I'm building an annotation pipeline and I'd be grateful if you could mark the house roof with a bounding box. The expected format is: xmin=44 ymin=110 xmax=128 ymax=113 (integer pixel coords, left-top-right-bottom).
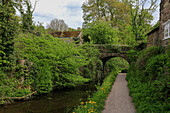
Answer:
xmin=50 ymin=31 xmax=81 ymax=38
xmin=147 ymin=26 xmax=159 ymax=36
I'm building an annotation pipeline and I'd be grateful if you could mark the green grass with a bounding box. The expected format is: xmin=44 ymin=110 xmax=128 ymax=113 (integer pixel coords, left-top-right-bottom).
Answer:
xmin=73 ymin=71 xmax=119 ymax=113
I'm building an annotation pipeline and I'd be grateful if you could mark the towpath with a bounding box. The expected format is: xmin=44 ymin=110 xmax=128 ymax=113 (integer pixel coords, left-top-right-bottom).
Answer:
xmin=102 ymin=73 xmax=136 ymax=113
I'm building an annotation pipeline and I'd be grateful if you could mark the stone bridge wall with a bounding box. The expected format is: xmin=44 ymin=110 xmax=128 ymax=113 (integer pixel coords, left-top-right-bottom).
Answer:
xmin=95 ymin=44 xmax=131 ymax=64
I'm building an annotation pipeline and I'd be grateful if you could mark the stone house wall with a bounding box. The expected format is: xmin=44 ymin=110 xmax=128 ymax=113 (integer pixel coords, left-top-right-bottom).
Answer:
xmin=159 ymin=0 xmax=170 ymax=47
xmin=147 ymin=27 xmax=160 ymax=47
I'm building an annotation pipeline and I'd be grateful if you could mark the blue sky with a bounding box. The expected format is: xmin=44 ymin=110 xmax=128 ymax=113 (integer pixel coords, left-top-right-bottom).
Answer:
xmin=30 ymin=0 xmax=160 ymax=29
xmin=30 ymin=0 xmax=85 ymax=29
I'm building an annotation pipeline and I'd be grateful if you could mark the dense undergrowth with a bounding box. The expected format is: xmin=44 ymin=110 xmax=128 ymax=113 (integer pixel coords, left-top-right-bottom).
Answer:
xmin=126 ymin=46 xmax=170 ymax=112
xmin=73 ymin=71 xmax=119 ymax=113
xmin=0 ymin=24 xmax=129 ymax=105
xmin=0 ymin=29 xmax=105 ymax=104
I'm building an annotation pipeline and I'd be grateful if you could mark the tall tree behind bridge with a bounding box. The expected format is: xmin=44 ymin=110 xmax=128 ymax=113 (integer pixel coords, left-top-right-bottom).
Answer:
xmin=82 ymin=0 xmax=130 ymax=29
xmin=47 ymin=18 xmax=69 ymax=32
xmin=82 ymin=0 xmax=158 ymax=46
xmin=128 ymin=0 xmax=158 ymax=42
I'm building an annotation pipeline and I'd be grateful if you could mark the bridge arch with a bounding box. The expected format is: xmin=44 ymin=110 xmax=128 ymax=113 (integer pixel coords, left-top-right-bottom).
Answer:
xmin=100 ymin=53 xmax=130 ymax=66
xmin=99 ymin=53 xmax=130 ymax=76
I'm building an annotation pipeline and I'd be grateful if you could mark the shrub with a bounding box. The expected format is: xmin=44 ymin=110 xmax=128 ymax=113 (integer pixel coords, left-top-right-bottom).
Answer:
xmin=82 ymin=20 xmax=119 ymax=44
xmin=73 ymin=71 xmax=118 ymax=113
xmin=135 ymin=46 xmax=164 ymax=70
xmin=127 ymin=49 xmax=138 ymax=62
xmin=126 ymin=46 xmax=169 ymax=112
xmin=145 ymin=54 xmax=169 ymax=80
xmin=13 ymin=33 xmax=91 ymax=93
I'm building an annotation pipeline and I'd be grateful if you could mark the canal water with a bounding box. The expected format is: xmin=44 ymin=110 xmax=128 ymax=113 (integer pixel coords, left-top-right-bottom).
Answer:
xmin=0 ymin=82 xmax=96 ymax=113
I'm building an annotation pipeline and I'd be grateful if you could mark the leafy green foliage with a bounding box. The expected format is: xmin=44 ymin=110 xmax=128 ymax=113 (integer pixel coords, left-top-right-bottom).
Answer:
xmin=0 ymin=23 xmax=106 ymax=104
xmin=73 ymin=71 xmax=118 ymax=113
xmin=127 ymin=49 xmax=138 ymax=62
xmin=105 ymin=57 xmax=129 ymax=74
xmin=82 ymin=0 xmax=130 ymax=29
xmin=19 ymin=0 xmax=35 ymax=32
xmin=126 ymin=46 xmax=169 ymax=112
xmin=79 ymin=43 xmax=103 ymax=83
xmin=128 ymin=0 xmax=156 ymax=42
xmin=14 ymin=32 xmax=90 ymax=93
xmin=145 ymin=54 xmax=169 ymax=80
xmin=83 ymin=20 xmax=119 ymax=44
xmin=119 ymin=25 xmax=136 ymax=45
xmin=136 ymin=46 xmax=164 ymax=70
xmin=0 ymin=51 xmax=6 ymax=65
xmin=0 ymin=1 xmax=18 ymax=64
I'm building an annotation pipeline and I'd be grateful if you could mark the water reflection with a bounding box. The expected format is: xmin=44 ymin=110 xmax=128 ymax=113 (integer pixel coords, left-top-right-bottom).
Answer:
xmin=0 ymin=82 xmax=96 ymax=113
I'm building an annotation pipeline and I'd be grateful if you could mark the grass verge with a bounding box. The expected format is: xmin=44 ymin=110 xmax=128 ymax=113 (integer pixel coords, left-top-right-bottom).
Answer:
xmin=73 ymin=71 xmax=119 ymax=113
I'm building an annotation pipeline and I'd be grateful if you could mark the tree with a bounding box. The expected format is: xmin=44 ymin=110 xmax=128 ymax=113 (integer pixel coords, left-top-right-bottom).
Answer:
xmin=47 ymin=18 xmax=69 ymax=31
xmin=128 ymin=0 xmax=158 ymax=42
xmin=18 ymin=0 xmax=37 ymax=32
xmin=0 ymin=0 xmax=18 ymax=65
xmin=82 ymin=0 xmax=130 ymax=29
xmin=83 ymin=20 xmax=119 ymax=44
xmin=77 ymin=27 xmax=81 ymax=31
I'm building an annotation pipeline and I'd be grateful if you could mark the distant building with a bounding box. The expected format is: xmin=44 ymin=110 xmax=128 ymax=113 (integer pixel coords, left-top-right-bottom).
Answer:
xmin=49 ymin=31 xmax=83 ymax=44
xmin=147 ymin=0 xmax=169 ymax=47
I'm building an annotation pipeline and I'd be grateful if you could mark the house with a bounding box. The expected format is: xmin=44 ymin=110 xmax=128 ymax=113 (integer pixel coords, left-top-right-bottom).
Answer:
xmin=49 ymin=31 xmax=83 ymax=44
xmin=147 ymin=26 xmax=159 ymax=47
xmin=147 ymin=0 xmax=170 ymax=47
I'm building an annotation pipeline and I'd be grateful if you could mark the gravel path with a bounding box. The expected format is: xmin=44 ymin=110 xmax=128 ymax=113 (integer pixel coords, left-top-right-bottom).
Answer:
xmin=102 ymin=73 xmax=136 ymax=113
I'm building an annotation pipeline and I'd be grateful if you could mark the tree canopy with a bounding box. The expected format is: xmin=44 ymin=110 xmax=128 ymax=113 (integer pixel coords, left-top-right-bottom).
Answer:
xmin=82 ymin=0 xmax=158 ymax=45
xmin=83 ymin=20 xmax=119 ymax=44
xmin=47 ymin=18 xmax=69 ymax=32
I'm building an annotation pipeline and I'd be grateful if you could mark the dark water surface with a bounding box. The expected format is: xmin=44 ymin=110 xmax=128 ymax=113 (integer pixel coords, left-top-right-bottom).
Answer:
xmin=0 ymin=82 xmax=96 ymax=113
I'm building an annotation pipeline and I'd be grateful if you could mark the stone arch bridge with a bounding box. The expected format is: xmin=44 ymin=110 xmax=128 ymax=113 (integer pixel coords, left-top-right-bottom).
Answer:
xmin=94 ymin=44 xmax=131 ymax=66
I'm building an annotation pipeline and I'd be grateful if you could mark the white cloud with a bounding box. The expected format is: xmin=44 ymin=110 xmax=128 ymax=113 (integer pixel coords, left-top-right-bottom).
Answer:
xmin=27 ymin=0 xmax=161 ymax=28
xmin=30 ymin=0 xmax=85 ymax=29
xmin=151 ymin=0 xmax=161 ymax=25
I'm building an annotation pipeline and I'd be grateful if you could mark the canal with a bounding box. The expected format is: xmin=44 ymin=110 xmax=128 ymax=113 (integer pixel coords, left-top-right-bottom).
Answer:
xmin=0 ymin=82 xmax=96 ymax=113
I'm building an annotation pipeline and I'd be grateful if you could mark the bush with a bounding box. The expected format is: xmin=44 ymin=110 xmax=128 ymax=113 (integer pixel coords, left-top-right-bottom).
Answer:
xmin=126 ymin=46 xmax=169 ymax=112
xmin=73 ymin=71 xmax=118 ymax=113
xmin=127 ymin=49 xmax=138 ymax=62
xmin=135 ymin=46 xmax=164 ymax=70
xmin=145 ymin=54 xmax=169 ymax=80
xmin=79 ymin=43 xmax=103 ymax=83
xmin=82 ymin=20 xmax=119 ymax=44
xmin=13 ymin=33 xmax=91 ymax=93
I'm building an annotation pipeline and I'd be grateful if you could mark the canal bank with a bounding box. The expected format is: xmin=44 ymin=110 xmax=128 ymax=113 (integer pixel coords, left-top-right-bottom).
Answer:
xmin=0 ymin=82 xmax=96 ymax=113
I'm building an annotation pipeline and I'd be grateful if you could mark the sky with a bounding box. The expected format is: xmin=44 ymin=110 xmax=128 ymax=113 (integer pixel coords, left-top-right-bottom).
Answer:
xmin=30 ymin=0 xmax=86 ymax=29
xmin=29 ymin=0 xmax=160 ymax=29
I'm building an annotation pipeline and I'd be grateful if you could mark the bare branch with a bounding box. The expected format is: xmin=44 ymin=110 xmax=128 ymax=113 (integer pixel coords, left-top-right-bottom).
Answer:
xmin=32 ymin=0 xmax=38 ymax=13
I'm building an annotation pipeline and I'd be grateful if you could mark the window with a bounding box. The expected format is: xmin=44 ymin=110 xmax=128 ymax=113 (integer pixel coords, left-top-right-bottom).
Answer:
xmin=164 ymin=21 xmax=170 ymax=40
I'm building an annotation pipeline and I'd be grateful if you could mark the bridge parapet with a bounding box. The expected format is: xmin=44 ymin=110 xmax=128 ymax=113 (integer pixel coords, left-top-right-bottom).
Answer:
xmin=94 ymin=44 xmax=131 ymax=64
xmin=94 ymin=44 xmax=131 ymax=53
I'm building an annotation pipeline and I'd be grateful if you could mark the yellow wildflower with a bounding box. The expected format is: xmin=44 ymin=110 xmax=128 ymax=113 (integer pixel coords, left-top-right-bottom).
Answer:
xmin=89 ymin=101 xmax=91 ymax=103
xmin=84 ymin=106 xmax=87 ymax=108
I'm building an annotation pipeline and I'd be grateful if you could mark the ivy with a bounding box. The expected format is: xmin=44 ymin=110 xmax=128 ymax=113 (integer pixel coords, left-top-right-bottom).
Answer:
xmin=0 ymin=1 xmax=18 ymax=66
